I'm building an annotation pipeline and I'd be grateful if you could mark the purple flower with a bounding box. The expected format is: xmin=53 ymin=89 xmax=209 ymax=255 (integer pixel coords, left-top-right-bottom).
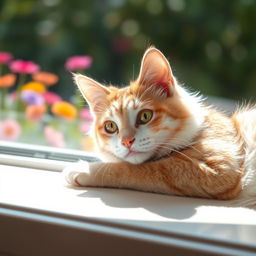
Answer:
xmin=21 ymin=90 xmax=44 ymax=105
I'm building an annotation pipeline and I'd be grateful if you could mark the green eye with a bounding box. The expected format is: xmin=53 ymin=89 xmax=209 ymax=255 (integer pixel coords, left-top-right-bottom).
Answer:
xmin=104 ymin=121 xmax=118 ymax=134
xmin=137 ymin=109 xmax=153 ymax=125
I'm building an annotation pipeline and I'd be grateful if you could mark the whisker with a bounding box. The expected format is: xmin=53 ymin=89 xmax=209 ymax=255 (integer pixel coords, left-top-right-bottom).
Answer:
xmin=152 ymin=138 xmax=203 ymax=155
xmin=152 ymin=144 xmax=194 ymax=162
xmin=149 ymin=140 xmax=199 ymax=162
xmin=170 ymin=148 xmax=194 ymax=162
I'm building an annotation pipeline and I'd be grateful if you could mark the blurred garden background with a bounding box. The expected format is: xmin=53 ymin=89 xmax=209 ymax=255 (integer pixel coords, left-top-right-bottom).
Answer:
xmin=0 ymin=0 xmax=256 ymax=149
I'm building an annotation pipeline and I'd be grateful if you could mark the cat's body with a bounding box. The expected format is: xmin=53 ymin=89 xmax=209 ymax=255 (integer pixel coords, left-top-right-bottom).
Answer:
xmin=64 ymin=47 xmax=256 ymax=203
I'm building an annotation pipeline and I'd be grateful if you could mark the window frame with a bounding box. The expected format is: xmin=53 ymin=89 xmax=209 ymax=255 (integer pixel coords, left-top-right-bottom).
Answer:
xmin=0 ymin=141 xmax=256 ymax=255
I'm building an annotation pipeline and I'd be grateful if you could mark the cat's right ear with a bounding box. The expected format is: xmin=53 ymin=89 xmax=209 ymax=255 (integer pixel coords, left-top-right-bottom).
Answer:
xmin=73 ymin=74 xmax=110 ymax=113
xmin=136 ymin=47 xmax=175 ymax=97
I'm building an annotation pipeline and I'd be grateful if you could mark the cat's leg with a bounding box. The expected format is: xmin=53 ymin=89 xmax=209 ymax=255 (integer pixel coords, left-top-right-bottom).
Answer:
xmin=63 ymin=156 xmax=242 ymax=198
xmin=63 ymin=160 xmax=173 ymax=195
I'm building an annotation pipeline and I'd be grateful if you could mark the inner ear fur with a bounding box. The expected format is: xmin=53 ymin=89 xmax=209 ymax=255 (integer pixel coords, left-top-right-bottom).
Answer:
xmin=136 ymin=47 xmax=175 ymax=97
xmin=73 ymin=73 xmax=110 ymax=113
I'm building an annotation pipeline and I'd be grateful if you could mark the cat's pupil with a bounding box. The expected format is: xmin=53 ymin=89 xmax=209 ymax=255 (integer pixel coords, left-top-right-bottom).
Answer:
xmin=109 ymin=122 xmax=115 ymax=130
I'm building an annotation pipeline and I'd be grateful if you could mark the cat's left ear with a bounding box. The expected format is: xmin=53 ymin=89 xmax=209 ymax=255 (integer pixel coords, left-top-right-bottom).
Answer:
xmin=73 ymin=74 xmax=110 ymax=113
xmin=136 ymin=47 xmax=175 ymax=97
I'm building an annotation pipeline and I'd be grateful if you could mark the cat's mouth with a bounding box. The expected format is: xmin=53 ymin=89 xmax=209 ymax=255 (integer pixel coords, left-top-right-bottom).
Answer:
xmin=126 ymin=150 xmax=145 ymax=157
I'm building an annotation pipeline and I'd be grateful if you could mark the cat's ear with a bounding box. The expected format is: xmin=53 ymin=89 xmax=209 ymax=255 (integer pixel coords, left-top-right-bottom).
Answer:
xmin=74 ymin=74 xmax=110 ymax=113
xmin=136 ymin=47 xmax=175 ymax=97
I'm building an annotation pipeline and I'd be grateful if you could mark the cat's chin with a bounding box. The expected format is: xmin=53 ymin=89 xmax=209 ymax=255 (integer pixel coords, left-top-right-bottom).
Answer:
xmin=97 ymin=148 xmax=152 ymax=164
xmin=123 ymin=151 xmax=153 ymax=164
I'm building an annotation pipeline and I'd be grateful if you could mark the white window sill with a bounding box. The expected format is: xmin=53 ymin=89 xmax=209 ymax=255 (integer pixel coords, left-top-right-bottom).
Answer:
xmin=0 ymin=164 xmax=256 ymax=255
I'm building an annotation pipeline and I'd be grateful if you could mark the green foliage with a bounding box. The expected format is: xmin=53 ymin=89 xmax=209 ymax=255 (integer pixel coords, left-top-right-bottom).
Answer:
xmin=1 ymin=0 xmax=256 ymax=100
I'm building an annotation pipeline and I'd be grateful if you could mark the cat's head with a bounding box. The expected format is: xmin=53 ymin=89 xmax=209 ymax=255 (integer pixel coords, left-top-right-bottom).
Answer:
xmin=74 ymin=47 xmax=204 ymax=164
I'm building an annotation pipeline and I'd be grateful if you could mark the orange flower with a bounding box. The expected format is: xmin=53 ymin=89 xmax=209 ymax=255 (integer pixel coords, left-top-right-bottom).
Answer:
xmin=25 ymin=104 xmax=46 ymax=122
xmin=0 ymin=73 xmax=16 ymax=88
xmin=51 ymin=101 xmax=77 ymax=119
xmin=32 ymin=72 xmax=59 ymax=86
xmin=21 ymin=81 xmax=46 ymax=93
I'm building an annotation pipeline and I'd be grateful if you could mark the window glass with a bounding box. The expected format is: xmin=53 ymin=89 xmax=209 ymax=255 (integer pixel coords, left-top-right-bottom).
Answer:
xmin=0 ymin=0 xmax=254 ymax=150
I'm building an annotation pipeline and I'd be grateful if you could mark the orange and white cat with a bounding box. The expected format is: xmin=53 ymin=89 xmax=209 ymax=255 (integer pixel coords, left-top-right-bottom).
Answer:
xmin=64 ymin=47 xmax=256 ymax=204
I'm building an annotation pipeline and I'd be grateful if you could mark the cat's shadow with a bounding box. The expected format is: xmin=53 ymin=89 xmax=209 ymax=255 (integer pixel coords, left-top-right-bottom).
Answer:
xmin=77 ymin=188 xmax=227 ymax=220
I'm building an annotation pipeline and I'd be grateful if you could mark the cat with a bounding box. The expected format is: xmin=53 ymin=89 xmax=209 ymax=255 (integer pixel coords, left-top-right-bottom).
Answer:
xmin=63 ymin=47 xmax=256 ymax=204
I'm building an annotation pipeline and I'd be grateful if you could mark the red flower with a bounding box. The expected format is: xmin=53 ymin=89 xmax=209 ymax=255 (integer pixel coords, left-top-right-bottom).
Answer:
xmin=65 ymin=56 xmax=92 ymax=71
xmin=112 ymin=37 xmax=132 ymax=53
xmin=9 ymin=60 xmax=40 ymax=74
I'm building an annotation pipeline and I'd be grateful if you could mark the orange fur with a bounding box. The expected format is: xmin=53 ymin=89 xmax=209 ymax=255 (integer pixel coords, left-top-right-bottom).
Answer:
xmin=65 ymin=47 xmax=256 ymax=201
xmin=86 ymin=108 xmax=244 ymax=199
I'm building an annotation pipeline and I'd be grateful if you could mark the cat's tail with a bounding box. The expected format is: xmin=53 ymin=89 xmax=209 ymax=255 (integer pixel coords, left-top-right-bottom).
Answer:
xmin=231 ymin=107 xmax=256 ymax=209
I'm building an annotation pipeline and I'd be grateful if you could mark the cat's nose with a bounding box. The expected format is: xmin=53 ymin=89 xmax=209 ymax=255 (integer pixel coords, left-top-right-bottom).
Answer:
xmin=121 ymin=137 xmax=135 ymax=149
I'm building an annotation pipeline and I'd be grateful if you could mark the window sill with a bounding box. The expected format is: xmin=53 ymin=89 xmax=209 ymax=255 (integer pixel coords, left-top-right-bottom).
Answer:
xmin=0 ymin=164 xmax=256 ymax=255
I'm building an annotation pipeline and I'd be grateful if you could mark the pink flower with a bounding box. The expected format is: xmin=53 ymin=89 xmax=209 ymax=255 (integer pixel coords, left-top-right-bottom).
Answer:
xmin=0 ymin=119 xmax=21 ymax=141
xmin=43 ymin=92 xmax=62 ymax=105
xmin=80 ymin=108 xmax=93 ymax=121
xmin=80 ymin=121 xmax=92 ymax=134
xmin=9 ymin=60 xmax=40 ymax=74
xmin=0 ymin=52 xmax=13 ymax=64
xmin=44 ymin=126 xmax=66 ymax=148
xmin=65 ymin=56 xmax=92 ymax=71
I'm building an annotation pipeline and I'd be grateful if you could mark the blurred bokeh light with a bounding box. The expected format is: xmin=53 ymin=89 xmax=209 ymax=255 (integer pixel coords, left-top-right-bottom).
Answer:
xmin=1 ymin=0 xmax=256 ymax=101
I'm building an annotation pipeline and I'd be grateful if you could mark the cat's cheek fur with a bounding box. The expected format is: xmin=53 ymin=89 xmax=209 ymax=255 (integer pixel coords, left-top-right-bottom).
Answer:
xmin=107 ymin=136 xmax=129 ymax=160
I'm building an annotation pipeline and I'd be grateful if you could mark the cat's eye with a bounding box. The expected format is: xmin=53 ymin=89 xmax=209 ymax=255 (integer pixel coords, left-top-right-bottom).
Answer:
xmin=104 ymin=120 xmax=118 ymax=134
xmin=136 ymin=109 xmax=153 ymax=125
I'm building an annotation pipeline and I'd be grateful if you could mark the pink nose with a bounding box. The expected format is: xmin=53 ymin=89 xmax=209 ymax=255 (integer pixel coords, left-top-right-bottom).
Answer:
xmin=121 ymin=137 xmax=135 ymax=149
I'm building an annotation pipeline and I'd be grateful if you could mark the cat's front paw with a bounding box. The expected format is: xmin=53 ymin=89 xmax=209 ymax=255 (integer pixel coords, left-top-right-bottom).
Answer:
xmin=63 ymin=161 xmax=92 ymax=187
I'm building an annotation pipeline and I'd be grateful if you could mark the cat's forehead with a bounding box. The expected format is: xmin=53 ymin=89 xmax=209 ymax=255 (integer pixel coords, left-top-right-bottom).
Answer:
xmin=101 ymin=87 xmax=149 ymax=119
xmin=114 ymin=94 xmax=141 ymax=109
xmin=106 ymin=94 xmax=145 ymax=117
